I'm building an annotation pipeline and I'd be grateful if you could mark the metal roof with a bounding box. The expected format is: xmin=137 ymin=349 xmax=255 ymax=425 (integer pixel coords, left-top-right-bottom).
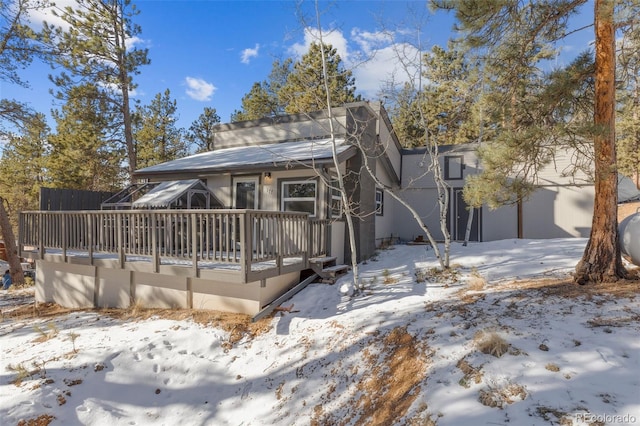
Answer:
xmin=134 ymin=138 xmax=353 ymax=178
xmin=131 ymin=179 xmax=210 ymax=208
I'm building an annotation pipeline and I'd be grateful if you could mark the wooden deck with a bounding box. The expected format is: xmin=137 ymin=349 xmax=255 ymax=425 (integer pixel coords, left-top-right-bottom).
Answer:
xmin=19 ymin=209 xmax=331 ymax=283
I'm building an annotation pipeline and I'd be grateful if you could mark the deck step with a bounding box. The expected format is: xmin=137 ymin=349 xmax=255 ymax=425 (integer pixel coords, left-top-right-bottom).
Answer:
xmin=322 ymin=264 xmax=349 ymax=276
xmin=309 ymin=256 xmax=337 ymax=265
xmin=316 ymin=264 xmax=350 ymax=284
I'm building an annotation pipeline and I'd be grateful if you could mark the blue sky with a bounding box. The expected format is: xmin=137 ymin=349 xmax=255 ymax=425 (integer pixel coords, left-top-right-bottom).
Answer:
xmin=4 ymin=0 xmax=594 ymax=132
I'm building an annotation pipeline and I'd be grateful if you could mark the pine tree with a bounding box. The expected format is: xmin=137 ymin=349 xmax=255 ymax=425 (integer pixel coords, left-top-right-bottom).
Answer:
xmin=279 ymin=43 xmax=361 ymax=114
xmin=434 ymin=0 xmax=628 ymax=284
xmin=186 ymin=107 xmax=221 ymax=153
xmin=616 ymin=4 xmax=640 ymax=187
xmin=0 ymin=0 xmax=49 ymax=281
xmin=390 ymin=42 xmax=482 ymax=148
xmin=44 ymin=0 xmax=149 ymax=177
xmin=232 ymin=59 xmax=292 ymax=121
xmin=133 ymin=89 xmax=186 ymax=169
xmin=0 ymin=113 xmax=48 ymax=227
xmin=48 ymin=83 xmax=125 ymax=191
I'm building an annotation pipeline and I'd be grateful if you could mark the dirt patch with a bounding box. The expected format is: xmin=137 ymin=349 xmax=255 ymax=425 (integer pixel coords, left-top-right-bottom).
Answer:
xmin=353 ymin=326 xmax=431 ymax=425
xmin=17 ymin=414 xmax=55 ymax=426
xmin=497 ymin=275 xmax=640 ymax=300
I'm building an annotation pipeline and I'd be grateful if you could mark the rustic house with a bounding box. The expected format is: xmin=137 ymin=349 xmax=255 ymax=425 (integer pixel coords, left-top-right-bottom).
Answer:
xmin=20 ymin=101 xmax=597 ymax=316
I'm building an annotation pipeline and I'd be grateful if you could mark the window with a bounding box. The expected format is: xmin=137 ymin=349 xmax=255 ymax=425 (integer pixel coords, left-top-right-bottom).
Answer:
xmin=281 ymin=180 xmax=317 ymax=216
xmin=331 ymin=187 xmax=343 ymax=218
xmin=233 ymin=177 xmax=259 ymax=209
xmin=375 ymin=189 xmax=384 ymax=216
xmin=445 ymin=156 xmax=464 ymax=180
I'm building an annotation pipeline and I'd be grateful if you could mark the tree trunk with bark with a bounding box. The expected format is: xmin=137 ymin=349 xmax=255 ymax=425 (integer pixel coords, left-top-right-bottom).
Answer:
xmin=574 ymin=0 xmax=627 ymax=284
xmin=0 ymin=198 xmax=24 ymax=286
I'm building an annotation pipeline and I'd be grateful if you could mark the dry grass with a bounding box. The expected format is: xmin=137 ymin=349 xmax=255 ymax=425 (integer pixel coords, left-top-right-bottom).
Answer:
xmin=478 ymin=383 xmax=527 ymax=408
xmin=17 ymin=414 xmax=55 ymax=426
xmin=312 ymin=326 xmax=434 ymax=425
xmin=497 ymin=275 xmax=640 ymax=300
xmin=474 ymin=330 xmax=510 ymax=358
xmin=545 ymin=363 xmax=560 ymax=372
xmin=2 ymin=300 xmax=273 ymax=348
xmin=456 ymin=357 xmax=483 ymax=387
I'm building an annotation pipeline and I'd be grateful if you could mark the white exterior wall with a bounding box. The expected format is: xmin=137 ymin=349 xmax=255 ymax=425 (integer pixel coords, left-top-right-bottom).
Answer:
xmin=523 ymin=185 xmax=594 ymax=238
xmin=397 ymin=145 xmax=594 ymax=241
xmin=214 ymin=116 xmax=347 ymax=149
xmin=481 ymin=204 xmax=519 ymax=241
xmin=520 ymin=147 xmax=594 ymax=238
xmin=374 ymin=158 xmax=397 ymax=244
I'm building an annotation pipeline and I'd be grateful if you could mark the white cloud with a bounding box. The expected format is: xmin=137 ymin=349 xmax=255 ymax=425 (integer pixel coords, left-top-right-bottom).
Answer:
xmin=289 ymin=27 xmax=350 ymax=62
xmin=184 ymin=77 xmax=216 ymax=101
xmin=26 ymin=0 xmax=77 ymax=31
xmin=125 ymin=36 xmax=145 ymax=51
xmin=241 ymin=44 xmax=260 ymax=64
xmin=26 ymin=0 xmax=148 ymax=51
xmin=288 ymin=27 xmax=422 ymax=100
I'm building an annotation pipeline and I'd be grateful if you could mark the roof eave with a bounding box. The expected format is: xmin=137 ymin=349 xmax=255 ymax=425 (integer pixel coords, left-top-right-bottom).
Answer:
xmin=133 ymin=146 xmax=357 ymax=180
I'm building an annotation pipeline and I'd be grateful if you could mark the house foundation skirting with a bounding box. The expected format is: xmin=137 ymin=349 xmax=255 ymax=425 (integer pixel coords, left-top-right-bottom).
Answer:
xmin=34 ymin=258 xmax=301 ymax=316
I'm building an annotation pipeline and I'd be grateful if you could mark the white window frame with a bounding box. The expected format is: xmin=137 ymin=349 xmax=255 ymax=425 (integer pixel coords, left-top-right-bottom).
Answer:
xmin=375 ymin=188 xmax=384 ymax=216
xmin=445 ymin=155 xmax=464 ymax=180
xmin=331 ymin=187 xmax=343 ymax=218
xmin=280 ymin=180 xmax=317 ymax=217
xmin=233 ymin=176 xmax=259 ymax=209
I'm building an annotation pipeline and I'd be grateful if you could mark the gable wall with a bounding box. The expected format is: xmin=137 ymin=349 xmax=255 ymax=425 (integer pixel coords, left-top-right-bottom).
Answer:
xmin=214 ymin=115 xmax=348 ymax=149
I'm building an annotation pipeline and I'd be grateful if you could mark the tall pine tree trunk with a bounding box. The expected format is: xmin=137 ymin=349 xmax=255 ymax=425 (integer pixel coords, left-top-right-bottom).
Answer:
xmin=0 ymin=198 xmax=24 ymax=286
xmin=574 ymin=0 xmax=627 ymax=284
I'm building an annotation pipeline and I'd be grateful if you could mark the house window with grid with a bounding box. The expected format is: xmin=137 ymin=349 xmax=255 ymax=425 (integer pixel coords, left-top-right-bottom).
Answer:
xmin=331 ymin=187 xmax=343 ymax=218
xmin=375 ymin=188 xmax=384 ymax=216
xmin=445 ymin=155 xmax=464 ymax=180
xmin=281 ymin=181 xmax=317 ymax=216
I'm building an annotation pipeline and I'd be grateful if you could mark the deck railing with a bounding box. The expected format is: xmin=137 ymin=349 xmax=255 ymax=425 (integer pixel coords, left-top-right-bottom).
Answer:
xmin=19 ymin=210 xmax=329 ymax=279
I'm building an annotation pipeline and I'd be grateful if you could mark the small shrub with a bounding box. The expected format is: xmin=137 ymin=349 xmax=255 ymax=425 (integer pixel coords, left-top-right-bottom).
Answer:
xmin=7 ymin=363 xmax=32 ymax=386
xmin=67 ymin=332 xmax=80 ymax=354
xmin=382 ymin=269 xmax=398 ymax=284
xmin=545 ymin=363 xmax=560 ymax=372
xmin=479 ymin=383 xmax=527 ymax=408
xmin=475 ymin=331 xmax=509 ymax=358
xmin=34 ymin=323 xmax=59 ymax=343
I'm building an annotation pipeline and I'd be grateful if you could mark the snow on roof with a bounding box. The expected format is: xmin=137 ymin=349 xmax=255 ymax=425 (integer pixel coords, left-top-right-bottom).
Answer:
xmin=132 ymin=179 xmax=203 ymax=208
xmin=135 ymin=138 xmax=349 ymax=176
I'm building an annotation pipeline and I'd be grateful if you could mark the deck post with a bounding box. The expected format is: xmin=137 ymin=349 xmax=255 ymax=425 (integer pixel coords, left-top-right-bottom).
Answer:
xmin=277 ymin=213 xmax=283 ymax=271
xmin=62 ymin=213 xmax=68 ymax=262
xmin=88 ymin=213 xmax=94 ymax=265
xmin=151 ymin=212 xmax=159 ymax=273
xmin=117 ymin=213 xmax=125 ymax=268
xmin=240 ymin=212 xmax=249 ymax=282
xmin=38 ymin=213 xmax=45 ymax=259
xmin=191 ymin=213 xmax=198 ymax=277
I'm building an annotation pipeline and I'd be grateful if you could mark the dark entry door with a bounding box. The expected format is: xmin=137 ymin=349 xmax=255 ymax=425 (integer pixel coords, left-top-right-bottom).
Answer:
xmin=451 ymin=188 xmax=481 ymax=242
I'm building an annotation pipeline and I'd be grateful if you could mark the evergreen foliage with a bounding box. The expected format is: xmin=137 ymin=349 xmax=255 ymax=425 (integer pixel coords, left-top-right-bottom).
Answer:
xmin=231 ymin=59 xmax=292 ymax=121
xmin=0 ymin=113 xmax=48 ymax=227
xmin=48 ymin=83 xmax=125 ymax=191
xmin=280 ymin=43 xmax=361 ymax=114
xmin=133 ymin=89 xmax=186 ymax=169
xmin=233 ymin=44 xmax=360 ymax=120
xmin=390 ymin=41 xmax=482 ymax=148
xmin=186 ymin=107 xmax=221 ymax=153
xmin=616 ymin=4 xmax=640 ymax=185
xmin=43 ymin=0 xmax=149 ymax=177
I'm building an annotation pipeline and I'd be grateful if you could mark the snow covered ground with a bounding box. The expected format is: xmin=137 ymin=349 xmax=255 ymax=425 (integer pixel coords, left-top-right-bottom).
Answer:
xmin=1 ymin=238 xmax=639 ymax=426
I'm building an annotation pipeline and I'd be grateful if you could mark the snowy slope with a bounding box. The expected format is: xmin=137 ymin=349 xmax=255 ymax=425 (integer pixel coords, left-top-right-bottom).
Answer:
xmin=0 ymin=238 xmax=639 ymax=426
